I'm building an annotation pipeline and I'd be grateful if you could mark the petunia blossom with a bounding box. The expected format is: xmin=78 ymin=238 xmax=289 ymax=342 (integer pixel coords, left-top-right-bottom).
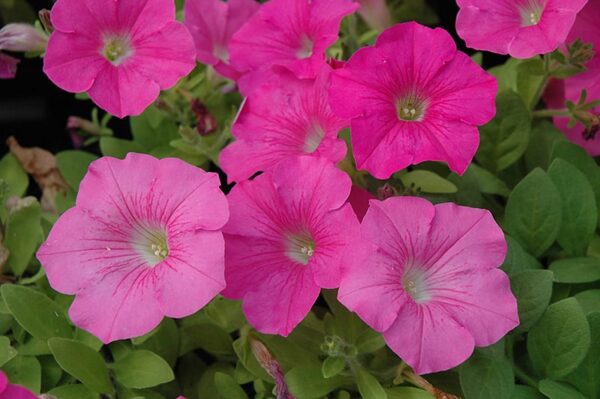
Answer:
xmin=0 ymin=371 xmax=37 ymax=399
xmin=456 ymin=0 xmax=588 ymax=59
xmin=544 ymin=0 xmax=600 ymax=154
xmin=228 ymin=0 xmax=358 ymax=93
xmin=222 ymin=156 xmax=359 ymax=336
xmin=220 ymin=66 xmax=348 ymax=182
xmin=338 ymin=197 xmax=518 ymax=374
xmin=184 ymin=0 xmax=260 ymax=80
xmin=37 ymin=153 xmax=229 ymax=343
xmin=0 ymin=52 xmax=19 ymax=79
xmin=43 ymin=0 xmax=196 ymax=118
xmin=329 ymin=22 xmax=497 ymax=179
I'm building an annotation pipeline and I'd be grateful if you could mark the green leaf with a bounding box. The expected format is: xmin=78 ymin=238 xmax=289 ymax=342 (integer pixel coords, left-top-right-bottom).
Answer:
xmin=214 ymin=372 xmax=249 ymax=399
xmin=356 ymin=368 xmax=387 ymax=399
xmin=99 ymin=137 xmax=144 ymax=159
xmin=286 ymin=364 xmax=348 ymax=399
xmin=459 ymin=346 xmax=514 ymax=399
xmin=510 ymin=270 xmax=554 ymax=333
xmin=321 ymin=356 xmax=346 ymax=378
xmin=4 ymin=199 xmax=41 ymax=276
xmin=0 ymin=336 xmax=17 ymax=366
xmin=135 ymin=318 xmax=179 ymax=368
xmin=477 ymin=90 xmax=531 ymax=172
xmin=549 ymin=257 xmax=600 ymax=283
xmin=3 ymin=355 xmax=41 ymax=393
xmin=1 ymin=284 xmax=72 ymax=340
xmin=399 ymin=170 xmax=457 ymax=194
xmin=527 ymin=298 xmax=591 ymax=379
xmin=575 ymin=289 xmax=600 ymax=315
xmin=179 ymin=323 xmax=233 ymax=357
xmin=385 ymin=387 xmax=434 ymax=399
xmin=525 ymin=121 xmax=566 ymax=171
xmin=501 ymin=236 xmax=543 ymax=276
xmin=0 ymin=153 xmax=28 ymax=198
xmin=112 ymin=350 xmax=175 ymax=389
xmin=551 ymin=141 xmax=600 ymax=228
xmin=548 ymin=159 xmax=597 ymax=255
xmin=510 ymin=385 xmax=544 ymax=399
xmin=504 ymin=168 xmax=562 ymax=256
xmin=55 ymin=150 xmax=98 ymax=190
xmin=516 ymin=58 xmax=546 ymax=109
xmin=198 ymin=362 xmax=234 ymax=399
xmin=466 ymin=164 xmax=510 ymax=197
xmin=565 ymin=312 xmax=600 ymax=399
xmin=49 ymin=338 xmax=113 ymax=394
xmin=48 ymin=384 xmax=100 ymax=399
xmin=131 ymin=106 xmax=180 ymax=150
xmin=538 ymin=380 xmax=586 ymax=399
xmin=40 ymin=354 xmax=63 ymax=391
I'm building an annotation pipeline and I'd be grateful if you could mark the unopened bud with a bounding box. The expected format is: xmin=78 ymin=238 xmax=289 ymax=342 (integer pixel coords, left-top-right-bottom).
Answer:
xmin=568 ymin=39 xmax=595 ymax=67
xmin=191 ymin=99 xmax=218 ymax=136
xmin=0 ymin=52 xmax=19 ymax=79
xmin=38 ymin=9 xmax=54 ymax=34
xmin=358 ymin=0 xmax=392 ymax=32
xmin=0 ymin=23 xmax=47 ymax=53
xmin=377 ymin=183 xmax=397 ymax=200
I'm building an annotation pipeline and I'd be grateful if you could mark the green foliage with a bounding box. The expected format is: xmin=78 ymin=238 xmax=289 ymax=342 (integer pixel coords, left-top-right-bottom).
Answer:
xmin=111 ymin=350 xmax=175 ymax=389
xmin=459 ymin=343 xmax=514 ymax=399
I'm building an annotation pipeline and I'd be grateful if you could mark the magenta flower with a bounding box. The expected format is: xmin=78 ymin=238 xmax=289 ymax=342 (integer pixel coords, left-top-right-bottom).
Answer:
xmin=545 ymin=1 xmax=600 ymax=154
xmin=228 ymin=0 xmax=358 ymax=87
xmin=222 ymin=156 xmax=359 ymax=336
xmin=220 ymin=66 xmax=347 ymax=182
xmin=329 ymin=22 xmax=497 ymax=179
xmin=0 ymin=371 xmax=36 ymax=399
xmin=456 ymin=0 xmax=588 ymax=58
xmin=43 ymin=0 xmax=196 ymax=118
xmin=0 ymin=52 xmax=19 ymax=79
xmin=338 ymin=197 xmax=518 ymax=374
xmin=184 ymin=0 xmax=260 ymax=80
xmin=37 ymin=153 xmax=229 ymax=343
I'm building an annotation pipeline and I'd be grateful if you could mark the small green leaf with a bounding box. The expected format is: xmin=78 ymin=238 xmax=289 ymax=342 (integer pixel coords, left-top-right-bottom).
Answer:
xmin=3 ymin=355 xmax=41 ymax=393
xmin=135 ymin=318 xmax=179 ymax=368
xmin=4 ymin=198 xmax=42 ymax=276
xmin=356 ymin=368 xmax=387 ymax=399
xmin=286 ymin=364 xmax=348 ymax=399
xmin=214 ymin=372 xmax=249 ymax=399
xmin=0 ymin=336 xmax=17 ymax=366
xmin=385 ymin=387 xmax=434 ymax=399
xmin=179 ymin=323 xmax=233 ymax=357
xmin=516 ymin=58 xmax=546 ymax=109
xmin=525 ymin=121 xmax=566 ymax=171
xmin=112 ymin=350 xmax=175 ymax=389
xmin=466 ymin=164 xmax=511 ymax=197
xmin=575 ymin=289 xmax=600 ymax=315
xmin=510 ymin=270 xmax=553 ymax=333
xmin=321 ymin=357 xmax=346 ymax=378
xmin=49 ymin=338 xmax=113 ymax=394
xmin=565 ymin=312 xmax=600 ymax=399
xmin=399 ymin=170 xmax=457 ymax=194
xmin=538 ymin=380 xmax=586 ymax=399
xmin=48 ymin=384 xmax=100 ymax=399
xmin=505 ymin=168 xmax=562 ymax=256
xmin=549 ymin=257 xmax=600 ymax=283
xmin=501 ymin=236 xmax=542 ymax=276
xmin=527 ymin=298 xmax=591 ymax=379
xmin=130 ymin=106 xmax=179 ymax=150
xmin=548 ymin=159 xmax=597 ymax=255
xmin=1 ymin=284 xmax=72 ymax=340
xmin=510 ymin=385 xmax=544 ymax=399
xmin=459 ymin=345 xmax=514 ymax=399
xmin=99 ymin=137 xmax=144 ymax=159
xmin=55 ymin=150 xmax=98 ymax=190
xmin=0 ymin=153 xmax=28 ymax=198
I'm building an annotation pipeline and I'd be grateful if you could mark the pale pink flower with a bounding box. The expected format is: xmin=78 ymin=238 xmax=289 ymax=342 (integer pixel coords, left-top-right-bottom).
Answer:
xmin=184 ymin=0 xmax=260 ymax=80
xmin=338 ymin=197 xmax=518 ymax=374
xmin=0 ymin=52 xmax=19 ymax=79
xmin=456 ymin=0 xmax=588 ymax=58
xmin=544 ymin=1 xmax=600 ymax=154
xmin=37 ymin=153 xmax=229 ymax=343
xmin=358 ymin=0 xmax=392 ymax=32
xmin=228 ymin=0 xmax=358 ymax=90
xmin=220 ymin=66 xmax=347 ymax=182
xmin=329 ymin=22 xmax=497 ymax=179
xmin=0 ymin=23 xmax=47 ymax=53
xmin=222 ymin=156 xmax=359 ymax=336
xmin=0 ymin=371 xmax=36 ymax=399
xmin=43 ymin=0 xmax=196 ymax=118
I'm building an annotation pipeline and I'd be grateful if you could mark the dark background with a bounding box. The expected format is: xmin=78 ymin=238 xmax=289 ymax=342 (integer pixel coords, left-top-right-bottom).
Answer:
xmin=0 ymin=0 xmax=505 ymax=155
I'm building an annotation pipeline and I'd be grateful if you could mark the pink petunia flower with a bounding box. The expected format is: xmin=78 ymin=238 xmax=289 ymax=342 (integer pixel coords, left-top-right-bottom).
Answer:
xmin=0 ymin=370 xmax=37 ymax=399
xmin=329 ymin=22 xmax=497 ymax=179
xmin=338 ymin=197 xmax=518 ymax=374
xmin=184 ymin=0 xmax=260 ymax=80
xmin=228 ymin=0 xmax=358 ymax=92
xmin=456 ymin=0 xmax=588 ymax=59
xmin=37 ymin=153 xmax=229 ymax=343
xmin=43 ymin=0 xmax=196 ymax=118
xmin=220 ymin=66 xmax=348 ymax=182
xmin=544 ymin=1 xmax=600 ymax=154
xmin=0 ymin=52 xmax=19 ymax=79
xmin=222 ymin=156 xmax=359 ymax=336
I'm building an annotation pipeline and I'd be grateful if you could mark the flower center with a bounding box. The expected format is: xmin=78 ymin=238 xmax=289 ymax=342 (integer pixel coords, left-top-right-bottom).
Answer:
xmin=286 ymin=233 xmax=316 ymax=265
xmin=102 ymin=35 xmax=133 ymax=66
xmin=519 ymin=0 xmax=545 ymax=26
xmin=296 ymin=35 xmax=314 ymax=59
xmin=131 ymin=224 xmax=169 ymax=267
xmin=402 ymin=261 xmax=430 ymax=303
xmin=304 ymin=122 xmax=325 ymax=153
xmin=396 ymin=92 xmax=427 ymax=122
xmin=213 ymin=44 xmax=230 ymax=62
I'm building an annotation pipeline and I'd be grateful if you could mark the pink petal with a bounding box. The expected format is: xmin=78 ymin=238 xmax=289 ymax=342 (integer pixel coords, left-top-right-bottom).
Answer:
xmin=347 ymin=185 xmax=374 ymax=221
xmin=0 ymin=385 xmax=37 ymax=399
xmin=117 ymin=0 xmax=176 ymax=39
xmin=50 ymin=0 xmax=117 ymax=35
xmin=383 ymin=301 xmax=476 ymax=375
xmin=0 ymin=52 xmax=19 ymax=79
xmin=0 ymin=371 xmax=7 ymax=393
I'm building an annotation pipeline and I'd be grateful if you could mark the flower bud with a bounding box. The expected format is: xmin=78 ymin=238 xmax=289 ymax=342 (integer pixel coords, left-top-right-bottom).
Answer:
xmin=0 ymin=23 xmax=47 ymax=53
xmin=191 ymin=99 xmax=218 ymax=136
xmin=0 ymin=52 xmax=19 ymax=79
xmin=357 ymin=0 xmax=392 ymax=32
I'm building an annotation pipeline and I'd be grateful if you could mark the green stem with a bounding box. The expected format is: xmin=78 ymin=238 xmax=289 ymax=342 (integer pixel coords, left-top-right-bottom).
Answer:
xmin=530 ymin=73 xmax=550 ymax=110
xmin=532 ymin=108 xmax=572 ymax=118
